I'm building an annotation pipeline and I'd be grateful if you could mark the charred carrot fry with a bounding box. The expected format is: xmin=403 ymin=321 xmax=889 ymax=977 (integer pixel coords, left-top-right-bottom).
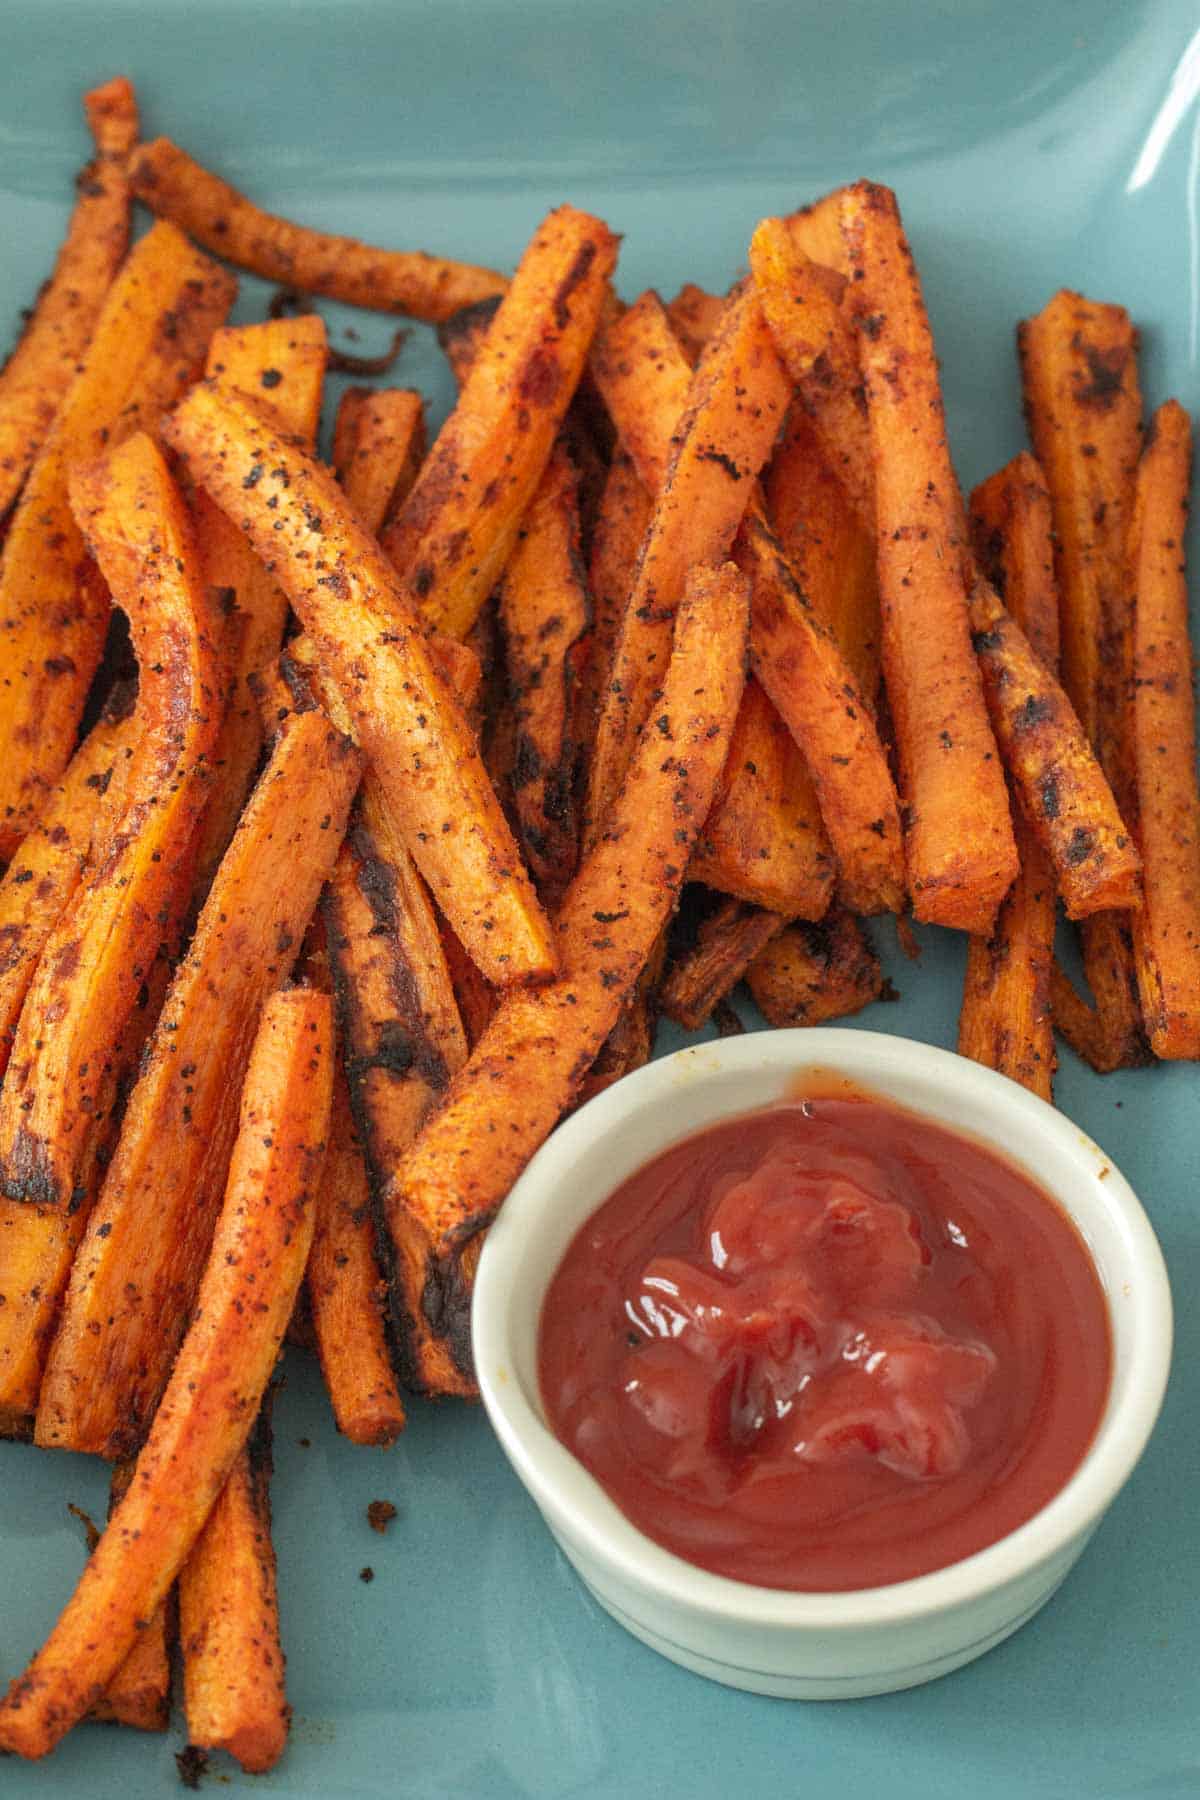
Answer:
xmin=765 ymin=407 xmax=881 ymax=702
xmin=166 ymin=378 xmax=550 ymax=986
xmin=580 ymin=452 xmax=652 ymax=739
xmin=381 ymin=206 xmax=618 ymax=639
xmin=750 ymin=215 xmax=873 ymax=528
xmin=0 ymin=988 xmax=330 ymax=1761
xmin=664 ymin=284 xmax=726 ymax=364
xmin=166 ymin=382 xmax=554 ymax=986
xmin=660 ymin=898 xmax=786 ymax=1032
xmin=959 ymin=455 xmax=1063 ymax=1101
xmin=190 ymin=317 xmax=329 ymax=898
xmin=737 ymin=504 xmax=904 ymax=914
xmin=0 ymin=223 xmax=236 ymax=858
xmin=583 ymin=283 xmax=790 ymax=842
xmin=392 ymin=561 xmax=748 ymax=1339
xmin=34 ymin=710 xmax=360 ymax=1457
xmin=0 ymin=77 xmax=139 ymax=518
xmin=1019 ymin=292 xmax=1142 ymax=760
xmin=90 ymin=1462 xmax=172 ymax=1733
xmin=1127 ymin=401 xmax=1200 ymax=1057
xmin=967 ymin=575 xmax=1140 ymax=918
xmin=746 ymin=910 xmax=882 ymax=1027
xmin=331 ymin=386 xmax=426 ymax=536
xmin=323 ymin=790 xmax=473 ymax=1397
xmin=179 ymin=1411 xmax=290 ymax=1774
xmin=499 ymin=442 xmax=589 ymax=904
xmin=130 ymin=136 xmax=506 ymax=323
xmin=308 ymin=1072 xmax=406 ymax=1445
xmin=0 ymin=906 xmax=179 ymax=1439
xmin=842 ymin=181 xmax=1017 ymax=933
xmin=0 ymin=693 xmax=136 ymax=1081
xmin=690 ymin=676 xmax=835 ymax=919
xmin=0 ymin=435 xmax=221 ymax=1213
xmin=1019 ymin=291 xmax=1148 ymax=1068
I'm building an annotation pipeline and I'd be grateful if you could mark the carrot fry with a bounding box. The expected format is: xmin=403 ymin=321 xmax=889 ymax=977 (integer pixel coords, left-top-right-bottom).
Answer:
xmin=392 ymin=561 xmax=748 ymax=1342
xmin=967 ymin=576 xmax=1141 ymax=918
xmin=130 ymin=135 xmax=506 ymax=323
xmin=0 ymin=78 xmax=139 ymax=520
xmin=663 ymin=284 xmax=727 ymax=364
xmin=580 ymin=451 xmax=652 ymax=739
xmin=1018 ymin=291 xmax=1142 ymax=760
xmin=969 ymin=453 xmax=1061 ymax=669
xmin=165 ymin=382 xmax=555 ymax=986
xmin=959 ymin=455 xmax=1064 ymax=1101
xmin=322 ymin=791 xmax=473 ymax=1396
xmin=90 ymin=1462 xmax=172 ymax=1733
xmin=842 ymin=181 xmax=1017 ymax=933
xmin=0 ymin=693 xmax=136 ymax=1081
xmin=746 ymin=910 xmax=882 ymax=1027
xmin=331 ymin=386 xmax=426 ymax=536
xmin=590 ymin=291 xmax=693 ymax=495
xmin=690 ymin=676 xmax=835 ymax=919
xmin=189 ymin=316 xmax=329 ymax=896
xmin=380 ymin=207 xmax=616 ymax=639
xmin=0 ymin=988 xmax=330 ymax=1761
xmin=958 ymin=840 xmax=1057 ymax=1101
xmin=34 ymin=710 xmax=360 ymax=1457
xmin=179 ymin=1410 xmax=290 ymax=1774
xmin=308 ymin=1072 xmax=406 ymax=1445
xmin=583 ymin=284 xmax=790 ymax=841
xmin=499 ymin=442 xmax=589 ymax=904
xmin=660 ymin=898 xmax=786 ymax=1031
xmin=1127 ymin=401 xmax=1200 ymax=1057
xmin=0 ymin=223 xmax=236 ymax=857
xmin=765 ymin=407 xmax=881 ymax=702
xmin=750 ymin=215 xmax=873 ymax=528
xmin=1019 ymin=289 xmax=1147 ymax=1066
xmin=0 ymin=909 xmax=179 ymax=1440
xmin=0 ymin=435 xmax=222 ymax=1213
xmin=737 ymin=504 xmax=904 ymax=914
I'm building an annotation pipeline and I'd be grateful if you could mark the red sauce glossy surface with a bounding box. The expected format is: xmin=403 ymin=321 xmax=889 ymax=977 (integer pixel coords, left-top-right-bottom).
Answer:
xmin=539 ymin=1092 xmax=1112 ymax=1591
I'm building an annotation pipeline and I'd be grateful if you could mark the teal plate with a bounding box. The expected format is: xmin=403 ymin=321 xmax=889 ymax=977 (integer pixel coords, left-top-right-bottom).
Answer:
xmin=2 ymin=2 xmax=1199 ymax=1793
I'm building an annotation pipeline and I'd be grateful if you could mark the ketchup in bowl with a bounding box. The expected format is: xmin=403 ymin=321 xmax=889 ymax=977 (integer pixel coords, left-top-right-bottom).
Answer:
xmin=539 ymin=1089 xmax=1112 ymax=1592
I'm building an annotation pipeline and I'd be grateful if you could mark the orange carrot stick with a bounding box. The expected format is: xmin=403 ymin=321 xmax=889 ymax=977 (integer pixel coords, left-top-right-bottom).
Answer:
xmin=0 ymin=988 xmax=330 ymax=1762
xmin=842 ymin=180 xmax=1017 ymax=933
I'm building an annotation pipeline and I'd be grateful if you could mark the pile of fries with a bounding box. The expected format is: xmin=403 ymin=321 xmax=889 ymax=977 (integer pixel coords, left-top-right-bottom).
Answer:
xmin=1 ymin=77 xmax=1197 ymax=1769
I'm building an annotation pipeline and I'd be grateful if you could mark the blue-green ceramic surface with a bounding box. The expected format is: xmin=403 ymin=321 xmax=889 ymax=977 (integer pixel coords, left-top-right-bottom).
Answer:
xmin=1 ymin=3 xmax=1198 ymax=1793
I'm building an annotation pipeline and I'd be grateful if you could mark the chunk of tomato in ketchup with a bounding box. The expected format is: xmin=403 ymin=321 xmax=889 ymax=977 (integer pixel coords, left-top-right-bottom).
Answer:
xmin=540 ymin=1096 xmax=1112 ymax=1591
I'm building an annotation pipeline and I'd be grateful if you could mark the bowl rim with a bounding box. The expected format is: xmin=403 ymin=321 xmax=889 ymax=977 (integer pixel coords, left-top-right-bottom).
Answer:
xmin=473 ymin=1027 xmax=1174 ymax=1630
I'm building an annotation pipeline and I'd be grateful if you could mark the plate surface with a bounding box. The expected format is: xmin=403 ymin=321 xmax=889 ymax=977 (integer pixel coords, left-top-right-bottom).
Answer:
xmin=2 ymin=2 xmax=1199 ymax=1794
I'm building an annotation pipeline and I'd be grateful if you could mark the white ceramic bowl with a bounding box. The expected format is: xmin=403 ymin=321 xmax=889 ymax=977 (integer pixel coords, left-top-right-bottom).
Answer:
xmin=473 ymin=1029 xmax=1173 ymax=1699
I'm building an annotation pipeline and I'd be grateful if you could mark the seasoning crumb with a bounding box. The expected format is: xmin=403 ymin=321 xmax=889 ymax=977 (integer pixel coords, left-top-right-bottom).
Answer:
xmin=297 ymin=1437 xmax=311 ymax=1449
xmin=359 ymin=1566 xmax=375 ymax=1583
xmin=367 ymin=1499 xmax=397 ymax=1534
xmin=176 ymin=1743 xmax=210 ymax=1789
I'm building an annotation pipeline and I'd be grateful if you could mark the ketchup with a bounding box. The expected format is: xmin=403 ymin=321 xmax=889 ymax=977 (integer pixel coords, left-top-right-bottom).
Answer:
xmin=539 ymin=1091 xmax=1111 ymax=1592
